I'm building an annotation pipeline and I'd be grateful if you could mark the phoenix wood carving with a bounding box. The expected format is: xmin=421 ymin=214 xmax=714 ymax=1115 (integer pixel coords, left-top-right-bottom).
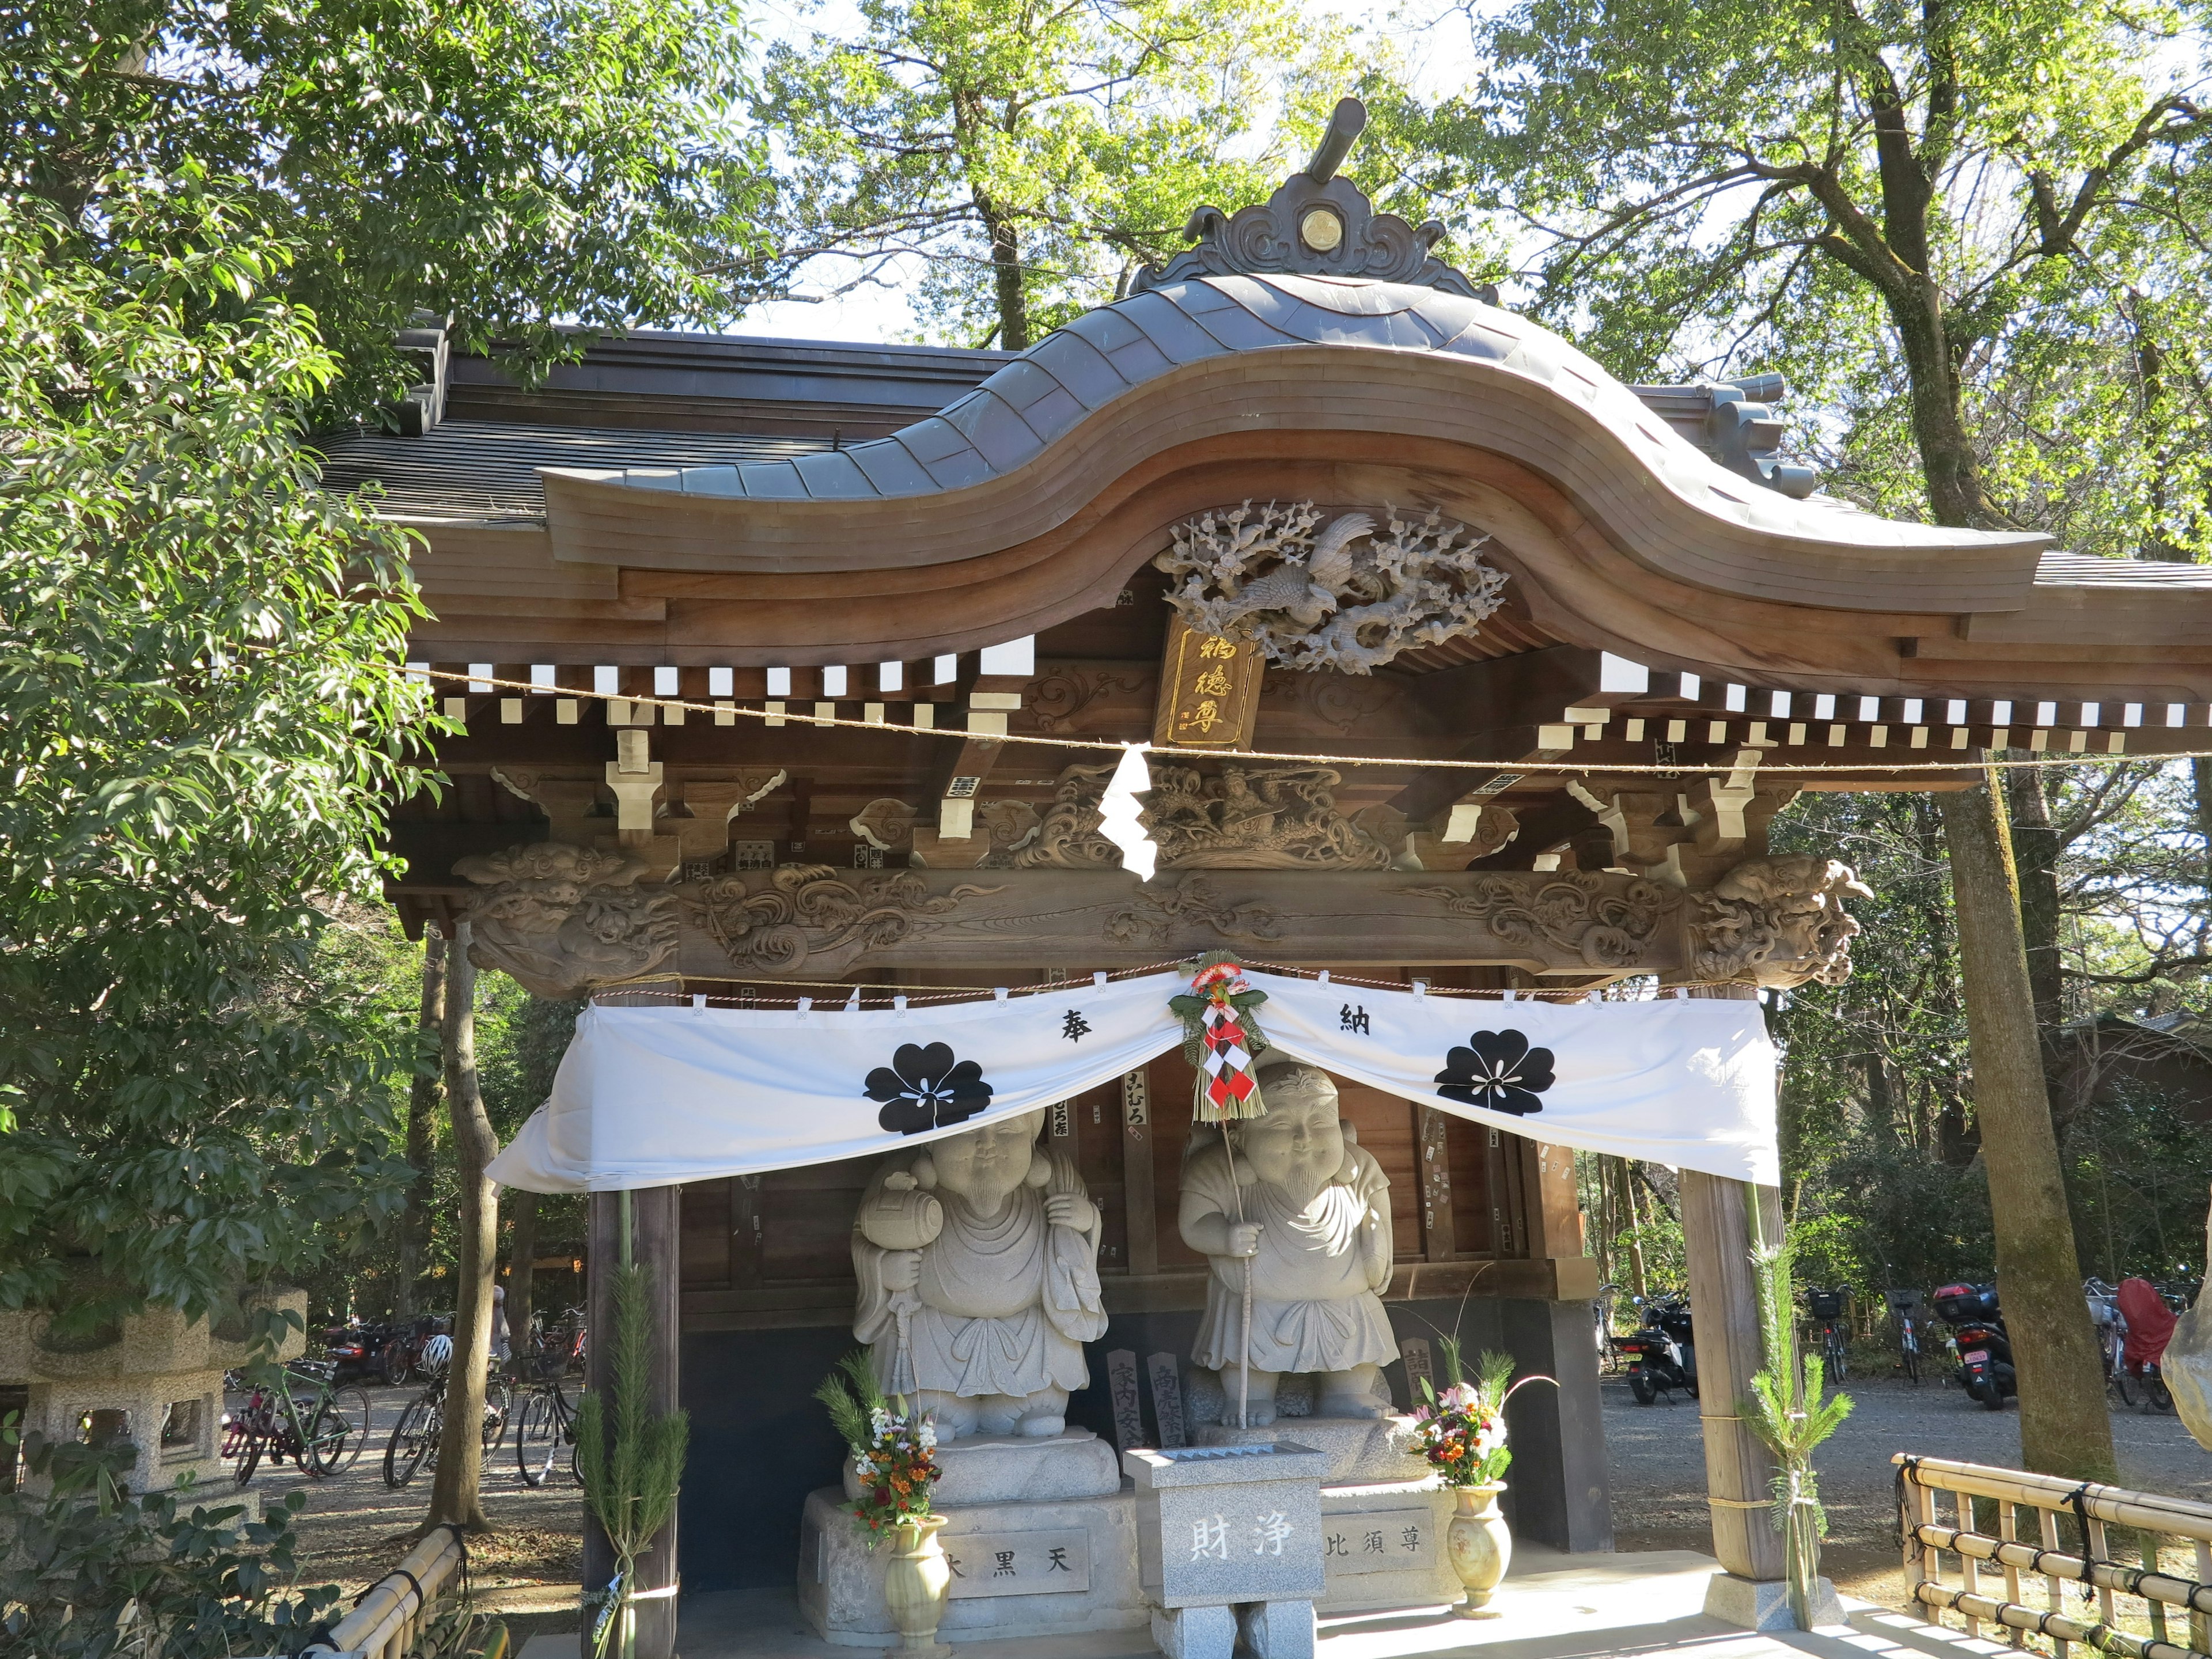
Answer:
xmin=1155 ymin=501 xmax=1506 ymax=675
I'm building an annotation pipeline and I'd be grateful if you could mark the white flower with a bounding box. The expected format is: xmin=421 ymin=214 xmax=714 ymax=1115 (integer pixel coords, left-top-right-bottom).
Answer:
xmin=1439 ymin=1382 xmax=1478 ymax=1411
xmin=869 ymin=1406 xmax=891 ymax=1440
xmin=854 ymin=1456 xmax=875 ymax=1478
xmin=918 ymin=1419 xmax=938 ymax=1450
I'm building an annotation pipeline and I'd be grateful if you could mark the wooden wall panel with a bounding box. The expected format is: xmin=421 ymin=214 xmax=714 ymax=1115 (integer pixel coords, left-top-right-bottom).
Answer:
xmin=680 ymin=1181 xmax=732 ymax=1290
xmin=759 ymin=1156 xmax=873 ymax=1284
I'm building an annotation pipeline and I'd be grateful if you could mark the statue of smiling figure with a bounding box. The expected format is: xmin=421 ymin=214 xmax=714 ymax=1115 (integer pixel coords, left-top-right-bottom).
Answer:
xmin=851 ymin=1109 xmax=1106 ymax=1442
xmin=1180 ymin=1057 xmax=1397 ymax=1424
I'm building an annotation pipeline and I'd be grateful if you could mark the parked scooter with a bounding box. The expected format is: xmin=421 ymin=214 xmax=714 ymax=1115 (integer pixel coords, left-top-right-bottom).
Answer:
xmin=1622 ymin=1294 xmax=1699 ymax=1404
xmin=1933 ymin=1281 xmax=2016 ymax=1410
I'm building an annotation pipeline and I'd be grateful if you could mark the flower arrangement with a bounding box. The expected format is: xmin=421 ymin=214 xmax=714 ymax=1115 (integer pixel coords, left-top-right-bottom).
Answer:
xmin=1410 ymin=1341 xmax=1550 ymax=1488
xmin=816 ymin=1350 xmax=941 ymax=1542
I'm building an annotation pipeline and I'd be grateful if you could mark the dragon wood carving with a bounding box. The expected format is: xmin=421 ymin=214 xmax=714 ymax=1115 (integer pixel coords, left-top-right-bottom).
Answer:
xmin=1403 ymin=871 xmax=1677 ymax=970
xmin=1689 ymin=856 xmax=1870 ymax=988
xmin=1105 ymin=877 xmax=1283 ymax=945
xmin=454 ymin=843 xmax=678 ymax=998
xmin=1154 ymin=501 xmax=1506 ymax=675
xmin=681 ymin=865 xmax=1003 ymax=975
xmin=1140 ymin=763 xmax=1394 ymax=870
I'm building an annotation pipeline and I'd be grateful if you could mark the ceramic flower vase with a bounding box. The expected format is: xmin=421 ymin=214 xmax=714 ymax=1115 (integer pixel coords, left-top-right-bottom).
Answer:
xmin=883 ymin=1513 xmax=954 ymax=1652
xmin=1446 ymin=1481 xmax=1512 ymax=1616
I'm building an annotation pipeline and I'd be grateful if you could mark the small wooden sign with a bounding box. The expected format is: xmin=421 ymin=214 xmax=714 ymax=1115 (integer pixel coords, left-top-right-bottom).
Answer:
xmin=1107 ymin=1349 xmax=1148 ymax=1451
xmin=1398 ymin=1336 xmax=1434 ymax=1404
xmin=1146 ymin=1353 xmax=1188 ymax=1449
xmin=1152 ymin=616 xmax=1264 ymax=749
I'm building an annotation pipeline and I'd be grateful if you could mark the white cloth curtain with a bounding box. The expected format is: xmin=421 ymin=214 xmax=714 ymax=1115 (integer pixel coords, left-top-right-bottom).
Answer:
xmin=486 ymin=969 xmax=1778 ymax=1194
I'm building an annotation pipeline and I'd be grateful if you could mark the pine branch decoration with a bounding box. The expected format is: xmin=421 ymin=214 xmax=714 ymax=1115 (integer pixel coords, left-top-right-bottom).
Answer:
xmin=577 ymin=1260 xmax=690 ymax=1659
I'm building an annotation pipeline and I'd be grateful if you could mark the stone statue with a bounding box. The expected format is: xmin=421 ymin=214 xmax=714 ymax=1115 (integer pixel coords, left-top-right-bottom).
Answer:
xmin=851 ymin=1110 xmax=1106 ymax=1441
xmin=1179 ymin=1059 xmax=1396 ymax=1424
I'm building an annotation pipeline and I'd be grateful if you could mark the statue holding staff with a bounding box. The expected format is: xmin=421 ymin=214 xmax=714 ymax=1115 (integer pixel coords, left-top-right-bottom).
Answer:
xmin=1180 ymin=1056 xmax=1397 ymax=1425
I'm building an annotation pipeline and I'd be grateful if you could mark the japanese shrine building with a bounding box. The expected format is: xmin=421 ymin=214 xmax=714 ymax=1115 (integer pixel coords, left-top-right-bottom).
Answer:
xmin=333 ymin=104 xmax=2212 ymax=1653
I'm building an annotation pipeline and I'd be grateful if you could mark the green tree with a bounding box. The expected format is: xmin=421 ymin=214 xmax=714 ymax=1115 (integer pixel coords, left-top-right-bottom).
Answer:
xmin=759 ymin=0 xmax=1449 ymax=347
xmin=0 ymin=179 xmax=432 ymax=1335
xmin=1419 ymin=0 xmax=2211 ymax=537
xmin=1419 ymin=0 xmax=2212 ymax=1484
xmin=6 ymin=0 xmax=775 ymax=411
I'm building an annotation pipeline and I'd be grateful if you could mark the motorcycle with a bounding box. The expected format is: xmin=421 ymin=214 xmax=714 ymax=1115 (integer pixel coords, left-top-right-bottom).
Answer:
xmin=1621 ymin=1295 xmax=1698 ymax=1404
xmin=1933 ymin=1281 xmax=2015 ymax=1409
xmin=319 ymin=1314 xmax=446 ymax=1386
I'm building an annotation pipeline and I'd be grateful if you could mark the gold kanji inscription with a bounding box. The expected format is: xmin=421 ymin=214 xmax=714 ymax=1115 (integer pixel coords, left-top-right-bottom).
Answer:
xmin=1153 ymin=618 xmax=1263 ymax=749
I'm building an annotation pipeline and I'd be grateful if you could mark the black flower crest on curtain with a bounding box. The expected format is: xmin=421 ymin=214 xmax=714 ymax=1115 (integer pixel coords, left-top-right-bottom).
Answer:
xmin=1434 ymin=1029 xmax=1556 ymax=1116
xmin=865 ymin=1042 xmax=994 ymax=1134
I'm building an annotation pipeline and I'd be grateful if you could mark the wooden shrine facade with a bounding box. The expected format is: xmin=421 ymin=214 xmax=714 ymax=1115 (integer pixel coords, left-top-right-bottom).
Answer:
xmin=339 ymin=103 xmax=2212 ymax=1656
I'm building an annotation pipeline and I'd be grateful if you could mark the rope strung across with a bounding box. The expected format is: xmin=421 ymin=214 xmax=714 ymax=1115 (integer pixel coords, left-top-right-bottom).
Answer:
xmin=387 ymin=663 xmax=2206 ymax=779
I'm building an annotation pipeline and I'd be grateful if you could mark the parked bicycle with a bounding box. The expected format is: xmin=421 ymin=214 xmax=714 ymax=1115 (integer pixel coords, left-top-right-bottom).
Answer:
xmin=382 ymin=1346 xmax=512 ymax=1488
xmin=512 ymin=1342 xmax=582 ymax=1487
xmin=222 ymin=1359 xmax=377 ymax=1486
xmin=1805 ymin=1286 xmax=1849 ymax=1382
xmin=1885 ymin=1287 xmax=1926 ymax=1385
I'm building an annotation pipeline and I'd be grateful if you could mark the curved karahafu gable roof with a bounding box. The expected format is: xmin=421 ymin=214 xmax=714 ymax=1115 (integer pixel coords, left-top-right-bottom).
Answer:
xmin=540 ymin=270 xmax=2049 ymax=615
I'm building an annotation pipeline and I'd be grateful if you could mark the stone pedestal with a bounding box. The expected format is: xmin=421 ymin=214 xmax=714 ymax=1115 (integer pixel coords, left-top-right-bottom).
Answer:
xmin=1190 ymin=1418 xmax=1456 ymax=1612
xmin=799 ymin=1486 xmax=1146 ymax=1646
xmin=842 ymin=1428 xmax=1120 ymax=1508
xmin=1703 ymin=1571 xmax=1844 ymax=1631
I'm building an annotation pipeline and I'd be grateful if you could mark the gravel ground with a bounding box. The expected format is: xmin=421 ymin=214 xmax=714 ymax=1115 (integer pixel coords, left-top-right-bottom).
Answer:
xmin=228 ymin=1381 xmax=582 ymax=1628
xmin=1601 ymin=1366 xmax=2212 ymax=1603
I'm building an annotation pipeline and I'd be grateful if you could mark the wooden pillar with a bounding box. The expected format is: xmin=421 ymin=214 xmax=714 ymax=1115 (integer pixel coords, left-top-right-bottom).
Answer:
xmin=582 ymin=1187 xmax=683 ymax=1659
xmin=1680 ymin=1169 xmax=1783 ymax=1580
xmin=1680 ymin=981 xmax=1784 ymax=1582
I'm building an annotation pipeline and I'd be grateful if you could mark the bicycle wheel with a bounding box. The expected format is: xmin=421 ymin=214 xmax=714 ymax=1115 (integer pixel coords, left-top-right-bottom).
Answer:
xmin=384 ymin=1395 xmax=438 ymax=1488
xmin=1901 ymin=1339 xmax=1921 ymax=1385
xmin=309 ymin=1385 xmax=377 ymax=1476
xmin=482 ymin=1378 xmax=513 ymax=1452
xmin=2113 ymin=1369 xmax=2138 ymax=1409
xmin=1825 ymin=1330 xmax=1849 ymax=1382
xmin=515 ymin=1391 xmax=560 ymax=1487
xmin=232 ymin=1422 xmax=266 ymax=1486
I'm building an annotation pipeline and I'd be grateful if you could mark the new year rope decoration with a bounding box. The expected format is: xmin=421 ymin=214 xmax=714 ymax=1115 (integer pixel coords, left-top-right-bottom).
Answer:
xmin=1171 ymin=954 xmax=1273 ymax=1124
xmin=1169 ymin=953 xmax=1276 ymax=1427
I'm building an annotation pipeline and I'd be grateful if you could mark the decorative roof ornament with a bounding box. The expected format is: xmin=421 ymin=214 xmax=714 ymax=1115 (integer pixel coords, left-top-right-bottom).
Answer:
xmin=1155 ymin=499 xmax=1507 ymax=675
xmin=1132 ymin=97 xmax=1491 ymax=300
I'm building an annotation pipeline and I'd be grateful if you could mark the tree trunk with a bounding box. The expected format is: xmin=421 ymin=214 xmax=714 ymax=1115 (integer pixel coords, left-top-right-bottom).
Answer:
xmin=507 ymin=1190 xmax=540 ymax=1374
xmin=1618 ymin=1158 xmax=1648 ymax=1300
xmin=1883 ymin=276 xmax=2005 ymax=529
xmin=427 ymin=922 xmax=502 ymax=1532
xmin=395 ymin=931 xmax=446 ymax=1316
xmin=2192 ymin=757 xmax=2212 ymax=893
xmin=1937 ymin=778 xmax=2115 ymax=1482
xmin=975 ymin=195 xmax=1029 ymax=351
xmin=2004 ymin=764 xmax=2073 ymax=1132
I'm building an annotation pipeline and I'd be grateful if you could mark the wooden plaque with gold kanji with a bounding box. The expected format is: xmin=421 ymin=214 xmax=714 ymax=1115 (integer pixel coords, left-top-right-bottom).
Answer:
xmin=1152 ymin=616 xmax=1264 ymax=749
